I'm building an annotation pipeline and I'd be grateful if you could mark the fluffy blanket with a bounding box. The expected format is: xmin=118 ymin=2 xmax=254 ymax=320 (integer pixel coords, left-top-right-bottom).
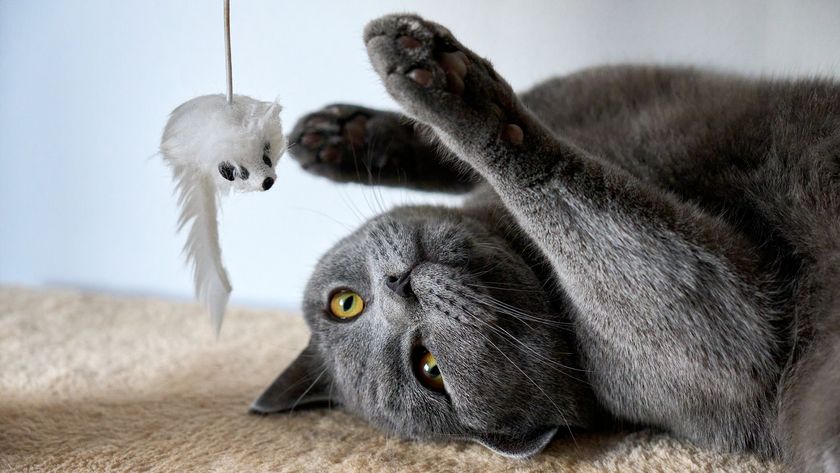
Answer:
xmin=0 ymin=286 xmax=783 ymax=472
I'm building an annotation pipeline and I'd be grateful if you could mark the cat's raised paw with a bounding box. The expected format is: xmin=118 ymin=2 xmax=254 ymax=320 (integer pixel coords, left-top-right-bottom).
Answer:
xmin=364 ymin=14 xmax=519 ymax=145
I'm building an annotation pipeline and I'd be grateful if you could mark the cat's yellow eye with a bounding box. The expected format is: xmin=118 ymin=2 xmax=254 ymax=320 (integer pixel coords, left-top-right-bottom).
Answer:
xmin=329 ymin=290 xmax=365 ymax=319
xmin=414 ymin=347 xmax=445 ymax=392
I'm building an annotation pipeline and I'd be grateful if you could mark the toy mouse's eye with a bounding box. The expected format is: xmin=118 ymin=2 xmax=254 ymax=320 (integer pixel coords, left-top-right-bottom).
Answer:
xmin=218 ymin=161 xmax=235 ymax=181
xmin=329 ymin=290 xmax=365 ymax=319
xmin=262 ymin=142 xmax=272 ymax=166
xmin=413 ymin=346 xmax=445 ymax=393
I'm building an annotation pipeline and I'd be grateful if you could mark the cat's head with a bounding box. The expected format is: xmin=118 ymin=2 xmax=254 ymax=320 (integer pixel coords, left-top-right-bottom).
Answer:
xmin=252 ymin=204 xmax=594 ymax=457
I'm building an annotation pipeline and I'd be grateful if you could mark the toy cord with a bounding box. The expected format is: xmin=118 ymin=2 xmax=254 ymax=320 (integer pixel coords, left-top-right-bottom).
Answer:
xmin=224 ymin=0 xmax=233 ymax=104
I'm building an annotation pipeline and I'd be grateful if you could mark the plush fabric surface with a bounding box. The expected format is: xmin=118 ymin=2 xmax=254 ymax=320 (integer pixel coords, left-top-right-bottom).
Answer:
xmin=0 ymin=286 xmax=783 ymax=472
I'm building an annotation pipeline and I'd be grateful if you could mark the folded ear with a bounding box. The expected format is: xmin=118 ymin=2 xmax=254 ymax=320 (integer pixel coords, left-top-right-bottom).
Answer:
xmin=249 ymin=341 xmax=333 ymax=414
xmin=474 ymin=426 xmax=558 ymax=459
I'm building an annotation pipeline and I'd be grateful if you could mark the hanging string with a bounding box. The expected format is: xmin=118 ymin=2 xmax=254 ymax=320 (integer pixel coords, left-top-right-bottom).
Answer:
xmin=224 ymin=0 xmax=233 ymax=104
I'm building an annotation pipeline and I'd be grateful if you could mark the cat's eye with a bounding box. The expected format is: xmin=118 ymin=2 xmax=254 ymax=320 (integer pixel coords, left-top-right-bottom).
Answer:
xmin=329 ymin=290 xmax=365 ymax=319
xmin=413 ymin=347 xmax=445 ymax=393
xmin=262 ymin=142 xmax=272 ymax=166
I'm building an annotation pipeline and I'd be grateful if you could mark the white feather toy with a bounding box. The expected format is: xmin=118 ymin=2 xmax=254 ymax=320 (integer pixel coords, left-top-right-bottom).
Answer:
xmin=160 ymin=1 xmax=285 ymax=334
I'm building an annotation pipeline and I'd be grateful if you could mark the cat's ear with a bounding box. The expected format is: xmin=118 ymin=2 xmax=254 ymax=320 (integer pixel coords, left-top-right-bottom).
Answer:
xmin=249 ymin=341 xmax=333 ymax=414
xmin=473 ymin=426 xmax=558 ymax=459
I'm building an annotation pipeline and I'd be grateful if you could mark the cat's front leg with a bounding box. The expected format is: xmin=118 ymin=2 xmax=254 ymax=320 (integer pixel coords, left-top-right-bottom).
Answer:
xmin=365 ymin=14 xmax=782 ymax=455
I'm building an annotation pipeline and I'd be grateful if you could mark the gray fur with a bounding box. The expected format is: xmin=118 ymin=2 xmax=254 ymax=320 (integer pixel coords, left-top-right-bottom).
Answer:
xmin=256 ymin=14 xmax=840 ymax=471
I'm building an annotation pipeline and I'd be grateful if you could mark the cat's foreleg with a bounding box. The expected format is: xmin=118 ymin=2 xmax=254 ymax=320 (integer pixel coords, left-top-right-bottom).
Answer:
xmin=364 ymin=13 xmax=781 ymax=454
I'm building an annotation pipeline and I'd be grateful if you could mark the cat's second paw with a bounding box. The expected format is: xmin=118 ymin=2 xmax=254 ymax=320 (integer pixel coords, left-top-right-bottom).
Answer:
xmin=364 ymin=14 xmax=524 ymax=148
xmin=287 ymin=104 xmax=375 ymax=179
xmin=287 ymin=103 xmax=474 ymax=191
xmin=288 ymin=103 xmax=429 ymax=183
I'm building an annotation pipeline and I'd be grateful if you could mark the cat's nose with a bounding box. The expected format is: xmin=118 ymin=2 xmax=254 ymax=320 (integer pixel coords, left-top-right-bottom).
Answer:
xmin=262 ymin=177 xmax=275 ymax=190
xmin=385 ymin=271 xmax=414 ymax=298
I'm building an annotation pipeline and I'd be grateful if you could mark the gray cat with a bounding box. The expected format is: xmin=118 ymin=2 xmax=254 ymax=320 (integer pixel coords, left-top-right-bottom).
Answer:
xmin=250 ymin=14 xmax=840 ymax=472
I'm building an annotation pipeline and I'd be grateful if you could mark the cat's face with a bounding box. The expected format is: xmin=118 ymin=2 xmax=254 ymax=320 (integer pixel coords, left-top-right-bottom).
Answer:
xmin=253 ymin=205 xmax=594 ymax=457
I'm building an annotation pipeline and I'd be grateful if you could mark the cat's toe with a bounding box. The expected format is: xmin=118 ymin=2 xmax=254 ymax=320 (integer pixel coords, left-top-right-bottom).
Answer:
xmin=364 ymin=15 xmax=456 ymax=95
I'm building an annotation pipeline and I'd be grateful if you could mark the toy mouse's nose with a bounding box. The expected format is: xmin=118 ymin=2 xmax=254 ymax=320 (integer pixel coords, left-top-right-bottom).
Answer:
xmin=262 ymin=177 xmax=274 ymax=190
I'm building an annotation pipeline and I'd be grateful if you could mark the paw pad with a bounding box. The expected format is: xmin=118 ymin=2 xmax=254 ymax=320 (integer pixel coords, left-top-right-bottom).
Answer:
xmin=343 ymin=115 xmax=368 ymax=147
xmin=440 ymin=52 xmax=468 ymax=77
xmin=408 ymin=69 xmax=434 ymax=88
xmin=398 ymin=36 xmax=422 ymax=49
xmin=502 ymin=124 xmax=523 ymax=145
xmin=319 ymin=144 xmax=343 ymax=164
xmin=301 ymin=133 xmax=324 ymax=149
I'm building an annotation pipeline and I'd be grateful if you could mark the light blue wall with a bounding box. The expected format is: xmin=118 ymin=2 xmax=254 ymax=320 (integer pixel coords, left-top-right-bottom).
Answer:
xmin=1 ymin=0 xmax=838 ymax=309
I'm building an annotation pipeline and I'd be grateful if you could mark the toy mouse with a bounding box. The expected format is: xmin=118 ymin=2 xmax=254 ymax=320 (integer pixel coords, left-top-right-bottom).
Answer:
xmin=159 ymin=1 xmax=285 ymax=334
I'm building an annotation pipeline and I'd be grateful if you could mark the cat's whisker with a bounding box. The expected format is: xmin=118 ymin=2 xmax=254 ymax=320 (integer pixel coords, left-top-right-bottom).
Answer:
xmin=463 ymin=306 xmax=588 ymax=376
xmin=349 ymin=142 xmax=381 ymax=218
xmin=371 ymin=145 xmax=389 ymax=213
xmin=471 ymin=275 xmax=543 ymax=289
xmin=464 ymin=291 xmax=574 ymax=329
xmin=290 ymin=366 xmax=329 ymax=412
xmin=493 ymin=327 xmax=588 ymax=379
xmin=465 ymin=282 xmax=545 ymax=294
xmin=470 ymin=258 xmax=513 ymax=279
xmin=479 ymin=305 xmax=567 ymax=329
xmin=460 ymin=305 xmax=590 ymax=381
xmin=338 ymin=186 xmax=368 ymax=226
xmin=327 ymin=378 xmax=336 ymax=412
xmin=478 ymin=332 xmax=577 ymax=446
xmin=289 ymin=206 xmax=356 ymax=233
xmin=359 ymin=135 xmax=388 ymax=215
xmin=471 ymin=295 xmax=573 ymax=327
xmin=483 ymin=296 xmax=572 ymax=327
xmin=472 ymin=240 xmax=511 ymax=250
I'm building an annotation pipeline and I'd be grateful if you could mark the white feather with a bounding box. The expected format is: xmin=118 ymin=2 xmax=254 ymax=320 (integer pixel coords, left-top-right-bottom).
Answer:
xmin=160 ymin=94 xmax=284 ymax=334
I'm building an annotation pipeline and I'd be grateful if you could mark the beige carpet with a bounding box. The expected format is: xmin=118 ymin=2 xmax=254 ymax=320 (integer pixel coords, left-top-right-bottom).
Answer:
xmin=0 ymin=286 xmax=783 ymax=472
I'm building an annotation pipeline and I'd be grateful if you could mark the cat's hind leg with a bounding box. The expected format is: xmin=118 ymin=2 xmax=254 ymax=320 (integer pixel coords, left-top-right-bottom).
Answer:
xmin=287 ymin=103 xmax=478 ymax=192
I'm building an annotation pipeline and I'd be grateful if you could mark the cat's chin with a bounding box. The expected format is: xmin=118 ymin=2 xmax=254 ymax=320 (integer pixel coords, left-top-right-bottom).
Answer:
xmin=471 ymin=426 xmax=559 ymax=459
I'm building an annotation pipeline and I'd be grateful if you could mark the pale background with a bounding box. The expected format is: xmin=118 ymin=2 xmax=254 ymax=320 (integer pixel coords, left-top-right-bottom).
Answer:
xmin=1 ymin=0 xmax=839 ymax=310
